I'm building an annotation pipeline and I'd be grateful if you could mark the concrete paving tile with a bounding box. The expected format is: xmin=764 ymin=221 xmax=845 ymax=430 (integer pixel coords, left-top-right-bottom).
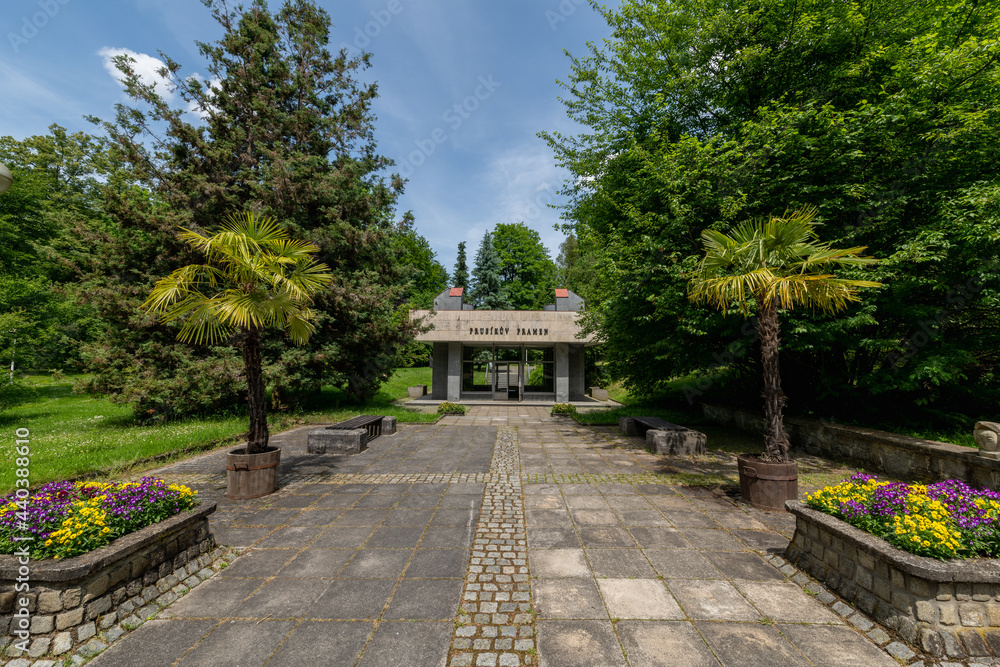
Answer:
xmin=212 ymin=526 xmax=273 ymax=547
xmin=586 ymin=549 xmax=657 ymax=578
xmin=661 ymin=511 xmax=720 ymax=529
xmin=712 ymin=511 xmax=770 ymax=531
xmin=308 ymin=579 xmax=396 ymax=620
xmin=696 ymin=622 xmax=812 ymax=667
xmin=704 ymin=552 xmax=785 ymax=581
xmin=312 ymin=525 xmax=376 ymax=548
xmin=628 ymin=526 xmax=691 ymax=549
xmin=534 ymin=578 xmax=608 ymax=620
xmin=577 ymin=526 xmax=635 ymax=548
xmin=236 ymin=508 xmax=303 ymax=526
xmin=598 ymin=579 xmax=683 ymax=620
xmin=159 ymin=577 xmax=263 ymax=619
xmin=405 ymin=548 xmax=469 ymax=578
xmin=421 ymin=525 xmax=474 ymax=548
xmin=255 ymin=526 xmax=324 ymax=548
xmin=635 ymin=484 xmax=683 ymax=496
xmin=354 ymin=493 xmax=403 ymax=508
xmin=431 ymin=508 xmax=478 ymax=525
xmin=219 ymin=548 xmax=297 ymax=578
xmin=525 ymin=494 xmax=566 ymax=509
xmin=616 ymin=621 xmax=720 ymax=667
xmin=524 ymin=484 xmax=561 ymax=495
xmin=265 ymin=621 xmax=373 ymax=667
xmin=617 ymin=510 xmax=670 ymax=526
xmin=383 ymin=579 xmax=463 ymax=620
xmin=438 ymin=495 xmax=482 ymax=510
xmin=277 ymin=548 xmax=355 ymax=578
xmin=647 ymin=496 xmax=697 ymax=511
xmin=446 ymin=482 xmax=484 ymax=494
xmin=383 ymin=508 xmax=435 ymax=526
xmin=564 ymin=495 xmax=610 ymax=510
xmin=88 ymin=619 xmax=218 ymax=667
xmin=291 ymin=483 xmax=338 ymax=495
xmin=410 ymin=482 xmax=450 ymax=494
xmin=312 ymin=493 xmax=363 ymax=509
xmin=735 ymin=581 xmax=842 ymax=623
xmin=365 ymin=525 xmax=425 ymax=548
xmin=395 ymin=493 xmax=443 ymax=508
xmin=528 ymin=526 xmax=582 ymax=549
xmin=339 ymin=548 xmax=414 ymax=579
xmin=287 ymin=509 xmax=340 ymax=526
xmin=531 ymin=549 xmax=591 ymax=578
xmin=779 ymin=624 xmax=900 ymax=666
xmin=644 ymin=549 xmax=722 ymax=579
xmin=536 ymin=620 xmax=627 ymax=667
xmin=526 ymin=509 xmax=575 ymax=526
xmin=270 ymin=495 xmax=316 ymax=509
xmin=560 ymin=483 xmax=602 ymax=496
xmin=677 ymin=528 xmax=748 ymax=551
xmin=332 ymin=483 xmax=376 ymax=494
xmin=734 ymin=529 xmax=793 ymax=552
xmin=357 ymin=621 xmax=452 ymax=667
xmin=333 ymin=508 xmax=392 ymax=526
xmin=232 ymin=578 xmax=331 ymax=619
xmin=571 ymin=509 xmax=621 ymax=526
xmin=174 ymin=619 xmax=296 ymax=667
xmin=669 ymin=580 xmax=760 ymax=621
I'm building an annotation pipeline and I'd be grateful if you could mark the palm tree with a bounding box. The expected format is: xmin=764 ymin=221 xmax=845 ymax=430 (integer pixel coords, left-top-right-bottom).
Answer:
xmin=688 ymin=206 xmax=880 ymax=462
xmin=142 ymin=212 xmax=333 ymax=454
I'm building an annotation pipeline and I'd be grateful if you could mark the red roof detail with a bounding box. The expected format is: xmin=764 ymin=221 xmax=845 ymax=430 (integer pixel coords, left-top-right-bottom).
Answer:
xmin=554 ymin=289 xmax=570 ymax=298
xmin=449 ymin=287 xmax=464 ymax=297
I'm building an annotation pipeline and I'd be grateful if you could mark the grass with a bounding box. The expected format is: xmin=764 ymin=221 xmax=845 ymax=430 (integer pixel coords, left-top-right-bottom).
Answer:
xmin=0 ymin=368 xmax=437 ymax=494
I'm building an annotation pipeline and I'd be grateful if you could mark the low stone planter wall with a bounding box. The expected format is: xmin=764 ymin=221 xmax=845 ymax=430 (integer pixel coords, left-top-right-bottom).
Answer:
xmin=786 ymin=500 xmax=1000 ymax=660
xmin=702 ymin=404 xmax=1000 ymax=489
xmin=0 ymin=503 xmax=216 ymax=661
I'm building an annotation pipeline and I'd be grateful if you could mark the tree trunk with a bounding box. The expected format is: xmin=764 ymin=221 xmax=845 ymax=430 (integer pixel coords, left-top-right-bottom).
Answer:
xmin=242 ymin=325 xmax=269 ymax=454
xmin=756 ymin=298 xmax=790 ymax=461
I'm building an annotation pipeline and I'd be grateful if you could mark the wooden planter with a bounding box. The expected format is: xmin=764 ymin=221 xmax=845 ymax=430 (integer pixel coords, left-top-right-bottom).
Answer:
xmin=226 ymin=446 xmax=280 ymax=499
xmin=737 ymin=453 xmax=798 ymax=511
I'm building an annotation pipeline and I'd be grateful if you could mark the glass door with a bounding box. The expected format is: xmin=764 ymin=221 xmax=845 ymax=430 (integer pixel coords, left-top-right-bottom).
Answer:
xmin=494 ymin=346 xmax=523 ymax=401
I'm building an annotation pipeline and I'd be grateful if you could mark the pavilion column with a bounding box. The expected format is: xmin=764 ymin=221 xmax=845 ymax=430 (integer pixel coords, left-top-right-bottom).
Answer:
xmin=555 ymin=343 xmax=569 ymax=403
xmin=447 ymin=342 xmax=462 ymax=402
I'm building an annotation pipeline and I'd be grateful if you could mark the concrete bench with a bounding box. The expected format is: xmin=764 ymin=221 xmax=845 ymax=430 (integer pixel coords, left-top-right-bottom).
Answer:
xmin=589 ymin=386 xmax=609 ymax=401
xmin=307 ymin=415 xmax=396 ymax=455
xmin=408 ymin=385 xmax=427 ymax=398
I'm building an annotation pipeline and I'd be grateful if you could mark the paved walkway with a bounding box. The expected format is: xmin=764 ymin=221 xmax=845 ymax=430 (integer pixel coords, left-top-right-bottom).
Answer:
xmin=87 ymin=407 xmax=912 ymax=666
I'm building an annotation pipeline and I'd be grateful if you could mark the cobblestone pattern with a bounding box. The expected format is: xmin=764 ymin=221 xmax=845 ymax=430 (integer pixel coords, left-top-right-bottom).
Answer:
xmin=153 ymin=471 xmax=492 ymax=488
xmin=450 ymin=426 xmax=535 ymax=667
xmin=0 ymin=547 xmax=240 ymax=667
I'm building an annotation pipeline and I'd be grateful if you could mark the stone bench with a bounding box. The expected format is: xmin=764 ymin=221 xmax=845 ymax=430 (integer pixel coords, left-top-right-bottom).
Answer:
xmin=619 ymin=416 xmax=707 ymax=456
xmin=589 ymin=386 xmax=609 ymax=401
xmin=307 ymin=415 xmax=396 ymax=455
xmin=408 ymin=385 xmax=427 ymax=399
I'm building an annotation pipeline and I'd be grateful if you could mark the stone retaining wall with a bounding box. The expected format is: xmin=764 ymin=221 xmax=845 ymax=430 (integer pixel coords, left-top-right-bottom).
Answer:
xmin=786 ymin=500 xmax=1000 ymax=660
xmin=701 ymin=404 xmax=1000 ymax=489
xmin=0 ymin=503 xmax=216 ymax=661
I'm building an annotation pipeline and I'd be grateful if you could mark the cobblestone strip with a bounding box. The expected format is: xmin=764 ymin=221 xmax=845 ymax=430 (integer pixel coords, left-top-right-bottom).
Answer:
xmin=155 ymin=471 xmax=492 ymax=488
xmin=450 ymin=426 xmax=535 ymax=667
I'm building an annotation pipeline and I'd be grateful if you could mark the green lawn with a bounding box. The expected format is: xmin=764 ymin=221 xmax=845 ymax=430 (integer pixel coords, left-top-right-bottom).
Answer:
xmin=0 ymin=368 xmax=436 ymax=494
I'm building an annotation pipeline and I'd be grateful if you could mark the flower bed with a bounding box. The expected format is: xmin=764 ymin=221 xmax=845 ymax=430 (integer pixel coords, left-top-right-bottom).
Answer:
xmin=0 ymin=478 xmax=198 ymax=560
xmin=806 ymin=474 xmax=1000 ymax=560
xmin=437 ymin=401 xmax=466 ymax=415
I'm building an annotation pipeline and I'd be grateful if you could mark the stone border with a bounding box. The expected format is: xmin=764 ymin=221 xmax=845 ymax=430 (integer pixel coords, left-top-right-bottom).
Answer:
xmin=786 ymin=500 xmax=1000 ymax=659
xmin=701 ymin=404 xmax=1000 ymax=489
xmin=1 ymin=505 xmax=216 ymax=664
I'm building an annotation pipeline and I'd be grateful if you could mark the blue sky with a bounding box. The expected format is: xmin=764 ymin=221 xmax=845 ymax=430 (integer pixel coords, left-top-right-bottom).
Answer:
xmin=1 ymin=0 xmax=616 ymax=275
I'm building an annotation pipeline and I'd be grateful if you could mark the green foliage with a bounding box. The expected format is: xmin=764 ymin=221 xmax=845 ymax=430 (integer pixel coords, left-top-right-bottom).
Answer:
xmin=81 ymin=0 xmax=422 ymax=417
xmin=453 ymin=241 xmax=469 ymax=289
xmin=557 ymin=234 xmax=598 ymax=300
xmin=543 ymin=0 xmax=1000 ymax=422
xmin=551 ymin=403 xmax=577 ymax=415
xmin=492 ymin=223 xmax=558 ymax=310
xmin=437 ymin=401 xmax=466 ymax=415
xmin=398 ymin=228 xmax=450 ymax=309
xmin=0 ymin=379 xmax=38 ymax=412
xmin=470 ymin=231 xmax=510 ymax=309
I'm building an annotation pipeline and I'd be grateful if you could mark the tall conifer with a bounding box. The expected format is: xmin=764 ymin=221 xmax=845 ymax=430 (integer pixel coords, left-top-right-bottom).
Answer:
xmin=470 ymin=231 xmax=509 ymax=310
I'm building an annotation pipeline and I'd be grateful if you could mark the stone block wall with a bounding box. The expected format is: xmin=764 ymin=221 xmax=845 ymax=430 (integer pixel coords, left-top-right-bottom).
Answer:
xmin=702 ymin=404 xmax=1000 ymax=490
xmin=786 ymin=500 xmax=1000 ymax=660
xmin=0 ymin=504 xmax=215 ymax=661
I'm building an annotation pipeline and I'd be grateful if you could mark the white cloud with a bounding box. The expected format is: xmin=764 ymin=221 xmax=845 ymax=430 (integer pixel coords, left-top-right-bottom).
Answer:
xmin=97 ymin=46 xmax=174 ymax=100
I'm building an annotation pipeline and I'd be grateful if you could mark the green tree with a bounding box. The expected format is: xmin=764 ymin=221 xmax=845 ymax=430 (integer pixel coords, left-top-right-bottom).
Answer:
xmin=470 ymin=231 xmax=509 ymax=310
xmin=556 ymin=234 xmax=598 ymax=300
xmin=84 ymin=0 xmax=419 ymax=415
xmin=142 ymin=213 xmax=332 ymax=453
xmin=492 ymin=222 xmax=557 ymax=310
xmin=453 ymin=242 xmax=469 ymax=289
xmin=398 ymin=228 xmax=449 ymax=309
xmin=542 ymin=0 xmax=1000 ymax=420
xmin=688 ymin=208 xmax=880 ymax=461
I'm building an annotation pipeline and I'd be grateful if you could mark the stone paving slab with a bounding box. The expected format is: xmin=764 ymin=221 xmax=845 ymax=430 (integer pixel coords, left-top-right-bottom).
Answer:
xmin=15 ymin=406 xmax=983 ymax=667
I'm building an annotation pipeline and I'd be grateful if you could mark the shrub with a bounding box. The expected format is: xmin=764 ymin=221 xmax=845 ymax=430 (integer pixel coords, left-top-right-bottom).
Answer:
xmin=551 ymin=403 xmax=577 ymax=415
xmin=437 ymin=401 xmax=466 ymax=415
xmin=0 ymin=478 xmax=198 ymax=559
xmin=806 ymin=474 xmax=1000 ymax=560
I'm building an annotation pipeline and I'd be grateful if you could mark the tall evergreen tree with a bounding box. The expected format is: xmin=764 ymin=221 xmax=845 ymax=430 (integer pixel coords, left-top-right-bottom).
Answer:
xmin=492 ymin=222 xmax=557 ymax=310
xmin=453 ymin=241 xmax=469 ymax=289
xmin=470 ymin=231 xmax=509 ymax=310
xmin=82 ymin=0 xmax=419 ymax=417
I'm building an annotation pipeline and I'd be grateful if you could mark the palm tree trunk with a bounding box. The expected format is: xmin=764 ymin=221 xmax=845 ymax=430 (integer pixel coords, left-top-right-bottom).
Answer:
xmin=242 ymin=325 xmax=269 ymax=454
xmin=756 ymin=298 xmax=790 ymax=461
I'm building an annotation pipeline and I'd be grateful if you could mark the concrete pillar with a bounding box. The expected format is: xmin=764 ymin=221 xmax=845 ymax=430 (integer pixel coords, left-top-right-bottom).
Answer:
xmin=447 ymin=342 xmax=462 ymax=402
xmin=555 ymin=343 xmax=569 ymax=403
xmin=569 ymin=344 xmax=586 ymax=400
xmin=431 ymin=342 xmax=449 ymax=399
